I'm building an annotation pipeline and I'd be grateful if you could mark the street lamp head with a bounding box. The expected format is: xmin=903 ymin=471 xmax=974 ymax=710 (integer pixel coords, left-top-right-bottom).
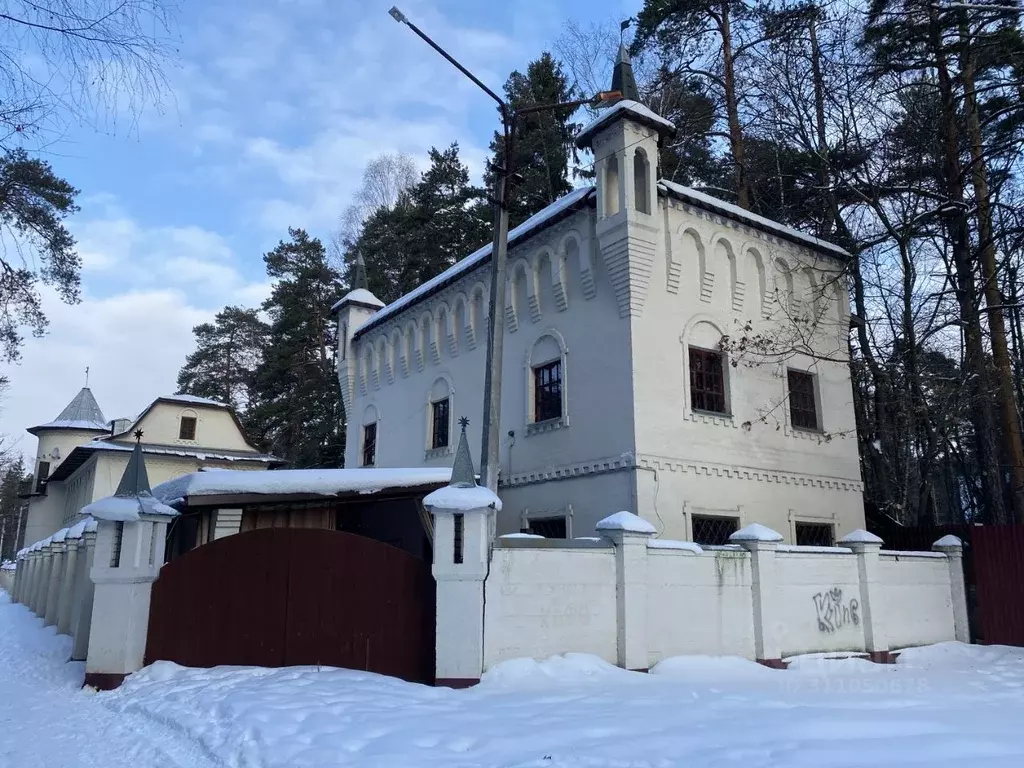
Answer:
xmin=388 ymin=6 xmax=408 ymax=23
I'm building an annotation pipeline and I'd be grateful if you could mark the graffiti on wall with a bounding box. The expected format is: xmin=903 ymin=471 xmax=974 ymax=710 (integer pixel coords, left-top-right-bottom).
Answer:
xmin=812 ymin=587 xmax=859 ymax=633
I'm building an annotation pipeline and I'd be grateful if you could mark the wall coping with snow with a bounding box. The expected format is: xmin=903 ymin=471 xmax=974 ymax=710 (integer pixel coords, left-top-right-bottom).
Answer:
xmin=433 ymin=518 xmax=970 ymax=683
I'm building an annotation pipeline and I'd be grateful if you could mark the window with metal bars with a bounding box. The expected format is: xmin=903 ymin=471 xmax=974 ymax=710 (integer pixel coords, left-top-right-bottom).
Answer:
xmin=795 ymin=522 xmax=835 ymax=547
xmin=361 ymin=422 xmax=377 ymax=467
xmin=533 ymin=359 xmax=562 ymax=423
xmin=788 ymin=370 xmax=819 ymax=431
xmin=526 ymin=516 xmax=567 ymax=539
xmin=178 ymin=415 xmax=197 ymax=440
xmin=431 ymin=397 xmax=450 ymax=449
xmin=453 ymin=513 xmax=464 ymax=564
xmin=689 ymin=348 xmax=727 ymax=414
xmin=691 ymin=515 xmax=739 ymax=546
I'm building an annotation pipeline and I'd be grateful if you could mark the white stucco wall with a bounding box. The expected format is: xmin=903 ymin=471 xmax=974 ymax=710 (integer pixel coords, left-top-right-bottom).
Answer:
xmin=645 ymin=548 xmax=753 ymax=661
xmin=130 ymin=403 xmax=257 ymax=452
xmin=879 ymin=553 xmax=956 ymax=649
xmin=484 ymin=546 xmax=618 ymax=667
xmin=476 ymin=537 xmax=959 ymax=671
xmin=342 ymin=108 xmax=866 ymax=543
xmin=773 ymin=550 xmax=865 ymax=656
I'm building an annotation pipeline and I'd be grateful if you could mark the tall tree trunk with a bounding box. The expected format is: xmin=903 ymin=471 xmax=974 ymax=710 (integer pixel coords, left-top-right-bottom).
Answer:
xmin=959 ymin=23 xmax=1024 ymax=523
xmin=720 ymin=2 xmax=750 ymax=209
xmin=807 ymin=11 xmax=835 ymax=237
xmin=929 ymin=5 xmax=1008 ymax=523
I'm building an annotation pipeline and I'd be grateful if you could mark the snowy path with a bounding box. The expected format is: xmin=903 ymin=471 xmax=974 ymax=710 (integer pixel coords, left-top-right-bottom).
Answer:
xmin=4 ymin=589 xmax=1024 ymax=767
xmin=0 ymin=593 xmax=219 ymax=768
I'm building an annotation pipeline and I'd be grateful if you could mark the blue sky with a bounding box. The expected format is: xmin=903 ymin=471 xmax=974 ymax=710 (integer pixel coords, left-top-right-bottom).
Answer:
xmin=1 ymin=0 xmax=637 ymax=457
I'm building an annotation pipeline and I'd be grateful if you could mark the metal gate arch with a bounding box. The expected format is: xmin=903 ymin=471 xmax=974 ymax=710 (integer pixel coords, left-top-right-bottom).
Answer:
xmin=145 ymin=528 xmax=435 ymax=684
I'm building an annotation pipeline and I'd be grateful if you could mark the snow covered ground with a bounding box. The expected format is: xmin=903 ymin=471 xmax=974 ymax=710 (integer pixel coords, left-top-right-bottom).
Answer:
xmin=4 ymin=590 xmax=1024 ymax=767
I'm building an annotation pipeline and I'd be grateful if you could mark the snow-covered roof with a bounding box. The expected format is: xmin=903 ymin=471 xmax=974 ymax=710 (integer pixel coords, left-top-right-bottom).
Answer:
xmin=161 ymin=394 xmax=228 ymax=407
xmin=595 ymin=511 xmax=657 ymax=535
xmin=28 ymin=386 xmax=108 ymax=435
xmin=80 ymin=493 xmax=178 ymax=522
xmin=576 ymin=99 xmax=677 ymax=148
xmin=422 ymin=484 xmax=502 ymax=512
xmin=90 ymin=440 xmax=275 ymax=462
xmin=152 ymin=467 xmax=453 ymax=505
xmin=353 ymin=186 xmax=595 ymax=338
xmin=729 ymin=523 xmax=784 ymax=543
xmin=331 ymin=288 xmax=385 ymax=314
xmin=660 ymin=181 xmax=850 ymax=260
xmin=838 ymin=529 xmax=884 ymax=545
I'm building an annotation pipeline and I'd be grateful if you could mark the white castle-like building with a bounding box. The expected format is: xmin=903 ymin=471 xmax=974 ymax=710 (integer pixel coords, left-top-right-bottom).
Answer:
xmin=333 ymin=50 xmax=864 ymax=545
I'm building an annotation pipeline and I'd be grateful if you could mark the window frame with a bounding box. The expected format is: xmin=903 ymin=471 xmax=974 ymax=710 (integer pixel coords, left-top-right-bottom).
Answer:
xmin=690 ymin=514 xmax=740 ymax=546
xmin=431 ymin=396 xmax=450 ymax=450
xmin=787 ymin=369 xmax=820 ymax=432
xmin=178 ymin=415 xmax=198 ymax=441
xmin=688 ymin=346 xmax=729 ymax=415
xmin=532 ymin=358 xmax=563 ymax=424
xmin=361 ymin=422 xmax=377 ymax=467
xmin=795 ymin=521 xmax=836 ymax=547
xmin=35 ymin=461 xmax=51 ymax=494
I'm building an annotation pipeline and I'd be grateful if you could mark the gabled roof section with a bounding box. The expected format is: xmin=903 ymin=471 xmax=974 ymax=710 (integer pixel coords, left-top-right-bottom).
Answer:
xmin=330 ymin=288 xmax=385 ymax=315
xmin=353 ymin=186 xmax=595 ymax=339
xmin=109 ymin=395 xmax=262 ymax=452
xmin=28 ymin=387 xmax=108 ymax=435
xmin=659 ymin=181 xmax=850 ymax=261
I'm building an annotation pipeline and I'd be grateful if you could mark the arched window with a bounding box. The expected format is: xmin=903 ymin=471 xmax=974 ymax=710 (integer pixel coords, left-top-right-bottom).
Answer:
xmin=427 ymin=377 xmax=453 ymax=454
xmin=527 ymin=332 xmax=568 ymax=428
xmin=634 ymin=148 xmax=650 ymax=214
xmin=178 ymin=408 xmax=198 ymax=441
xmin=685 ymin=321 xmax=730 ymax=416
xmin=361 ymin=405 xmax=378 ymax=467
xmin=604 ymin=154 xmax=620 ymax=217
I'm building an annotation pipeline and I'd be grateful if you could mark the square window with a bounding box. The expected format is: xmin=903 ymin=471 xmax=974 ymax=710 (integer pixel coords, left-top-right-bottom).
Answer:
xmin=691 ymin=514 xmax=739 ymax=546
xmin=362 ymin=422 xmax=377 ymax=467
xmin=788 ymin=370 xmax=819 ymax=431
xmin=689 ymin=348 xmax=727 ymax=414
xmin=431 ymin=397 xmax=450 ymax=449
xmin=795 ymin=522 xmax=834 ymax=547
xmin=525 ymin=516 xmax=567 ymax=538
xmin=179 ymin=416 xmax=197 ymax=441
xmin=533 ymin=359 xmax=563 ymax=423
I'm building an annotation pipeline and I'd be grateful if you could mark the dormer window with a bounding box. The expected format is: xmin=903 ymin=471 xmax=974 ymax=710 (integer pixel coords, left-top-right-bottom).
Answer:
xmin=179 ymin=415 xmax=197 ymax=441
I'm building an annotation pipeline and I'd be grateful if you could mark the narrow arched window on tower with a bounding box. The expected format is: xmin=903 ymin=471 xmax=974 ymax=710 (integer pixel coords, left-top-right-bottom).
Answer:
xmin=604 ymin=154 xmax=620 ymax=217
xmin=634 ymin=148 xmax=650 ymax=214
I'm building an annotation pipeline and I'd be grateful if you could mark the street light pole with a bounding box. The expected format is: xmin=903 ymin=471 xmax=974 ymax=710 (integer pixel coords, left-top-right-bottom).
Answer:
xmin=389 ymin=7 xmax=620 ymax=492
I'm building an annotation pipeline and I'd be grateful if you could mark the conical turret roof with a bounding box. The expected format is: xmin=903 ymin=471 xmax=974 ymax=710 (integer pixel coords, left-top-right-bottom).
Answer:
xmin=27 ymin=387 xmax=108 ymax=435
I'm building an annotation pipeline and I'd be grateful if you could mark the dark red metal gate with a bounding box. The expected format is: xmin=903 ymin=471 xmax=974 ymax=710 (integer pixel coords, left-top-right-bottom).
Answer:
xmin=972 ymin=525 xmax=1024 ymax=647
xmin=145 ymin=528 xmax=435 ymax=684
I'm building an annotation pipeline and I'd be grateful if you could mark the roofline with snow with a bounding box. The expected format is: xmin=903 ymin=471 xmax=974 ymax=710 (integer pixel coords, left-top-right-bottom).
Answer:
xmin=330 ymin=297 xmax=388 ymax=316
xmin=26 ymin=421 xmax=110 ymax=437
xmin=352 ymin=188 xmax=596 ymax=340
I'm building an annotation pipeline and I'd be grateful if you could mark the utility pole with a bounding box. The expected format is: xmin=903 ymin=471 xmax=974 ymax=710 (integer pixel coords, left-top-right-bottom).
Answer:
xmin=389 ymin=7 xmax=619 ymax=491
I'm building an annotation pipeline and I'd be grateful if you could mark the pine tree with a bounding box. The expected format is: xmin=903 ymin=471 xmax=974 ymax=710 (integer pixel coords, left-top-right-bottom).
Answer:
xmin=345 ymin=144 xmax=488 ymax=304
xmin=176 ymin=306 xmax=269 ymax=414
xmin=249 ymin=229 xmax=345 ymax=467
xmin=0 ymin=456 xmax=27 ymax=560
xmin=485 ymin=53 xmax=579 ymax=228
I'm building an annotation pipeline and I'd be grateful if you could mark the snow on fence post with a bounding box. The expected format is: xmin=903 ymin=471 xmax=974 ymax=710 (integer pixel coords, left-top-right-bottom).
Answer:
xmin=933 ymin=535 xmax=969 ymax=643
xmin=85 ymin=516 xmax=170 ymax=689
xmin=71 ymin=524 xmax=98 ymax=662
xmin=57 ymin=531 xmax=83 ymax=635
xmin=33 ymin=542 xmax=54 ymax=618
xmin=839 ymin=529 xmax=890 ymax=662
xmin=44 ymin=530 xmax=69 ymax=627
xmin=731 ymin=524 xmax=784 ymax=668
xmin=596 ymin=512 xmax=654 ymax=671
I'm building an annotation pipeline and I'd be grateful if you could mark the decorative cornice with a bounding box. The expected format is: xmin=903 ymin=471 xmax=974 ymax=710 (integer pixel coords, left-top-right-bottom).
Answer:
xmin=500 ymin=451 xmax=864 ymax=493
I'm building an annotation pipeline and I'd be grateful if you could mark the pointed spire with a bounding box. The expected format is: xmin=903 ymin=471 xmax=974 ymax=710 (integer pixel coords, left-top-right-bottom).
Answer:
xmin=611 ymin=44 xmax=639 ymax=103
xmin=353 ymin=250 xmax=368 ymax=291
xmin=28 ymin=386 xmax=108 ymax=434
xmin=449 ymin=417 xmax=476 ymax=488
xmin=114 ymin=432 xmax=152 ymax=498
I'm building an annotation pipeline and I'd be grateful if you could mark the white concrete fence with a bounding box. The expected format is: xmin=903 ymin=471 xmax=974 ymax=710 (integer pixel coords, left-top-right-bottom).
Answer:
xmin=428 ymin=503 xmax=969 ymax=685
